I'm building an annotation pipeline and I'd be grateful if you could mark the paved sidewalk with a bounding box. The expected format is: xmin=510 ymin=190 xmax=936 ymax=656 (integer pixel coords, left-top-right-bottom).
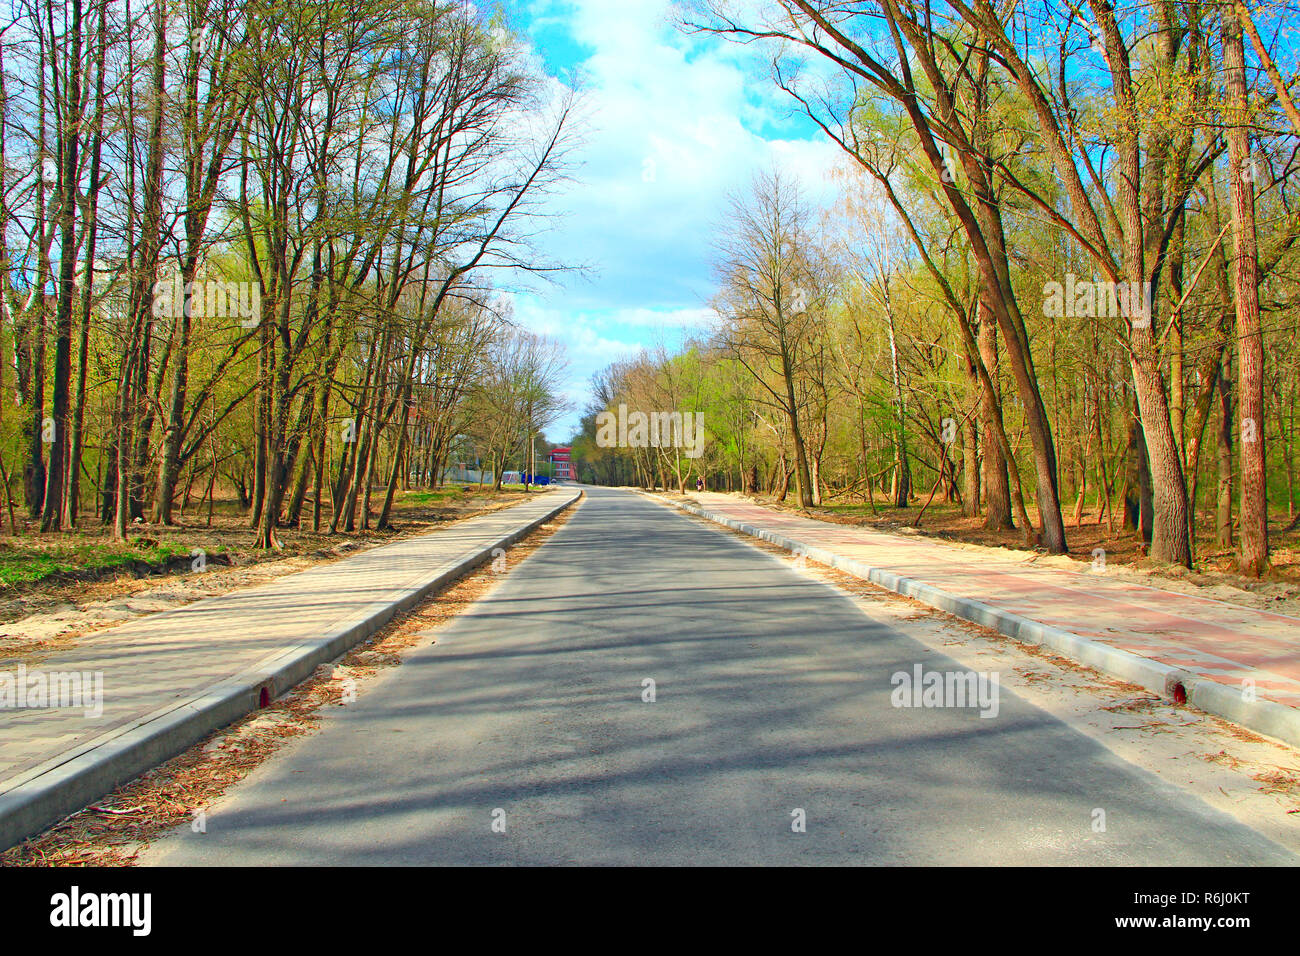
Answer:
xmin=674 ymin=492 xmax=1300 ymax=748
xmin=0 ymin=489 xmax=579 ymax=849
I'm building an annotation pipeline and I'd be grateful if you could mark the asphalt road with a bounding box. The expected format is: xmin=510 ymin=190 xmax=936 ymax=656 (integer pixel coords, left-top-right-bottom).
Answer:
xmin=144 ymin=487 xmax=1297 ymax=865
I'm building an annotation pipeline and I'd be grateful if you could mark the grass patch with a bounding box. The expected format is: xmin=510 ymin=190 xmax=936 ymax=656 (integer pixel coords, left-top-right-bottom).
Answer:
xmin=0 ymin=540 xmax=194 ymax=587
xmin=400 ymin=487 xmax=472 ymax=506
xmin=402 ymin=484 xmax=546 ymax=506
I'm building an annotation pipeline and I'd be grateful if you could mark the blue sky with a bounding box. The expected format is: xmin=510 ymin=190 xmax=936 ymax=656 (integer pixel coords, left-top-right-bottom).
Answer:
xmin=496 ymin=0 xmax=840 ymax=441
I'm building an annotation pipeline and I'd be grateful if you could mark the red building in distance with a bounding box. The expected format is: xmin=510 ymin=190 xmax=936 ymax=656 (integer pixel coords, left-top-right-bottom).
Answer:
xmin=551 ymin=447 xmax=575 ymax=481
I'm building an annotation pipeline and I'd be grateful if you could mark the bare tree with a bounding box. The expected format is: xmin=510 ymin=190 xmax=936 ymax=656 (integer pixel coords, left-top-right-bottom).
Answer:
xmin=715 ymin=170 xmax=823 ymax=508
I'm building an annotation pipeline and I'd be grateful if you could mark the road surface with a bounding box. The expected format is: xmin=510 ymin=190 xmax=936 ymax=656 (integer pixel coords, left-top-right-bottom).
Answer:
xmin=144 ymin=487 xmax=1297 ymax=865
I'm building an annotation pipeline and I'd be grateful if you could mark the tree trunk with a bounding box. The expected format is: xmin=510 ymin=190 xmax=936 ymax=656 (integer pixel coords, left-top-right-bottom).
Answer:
xmin=1222 ymin=10 xmax=1269 ymax=576
xmin=978 ymin=303 xmax=1012 ymax=530
xmin=1123 ymin=411 xmax=1155 ymax=544
xmin=1217 ymin=359 xmax=1235 ymax=550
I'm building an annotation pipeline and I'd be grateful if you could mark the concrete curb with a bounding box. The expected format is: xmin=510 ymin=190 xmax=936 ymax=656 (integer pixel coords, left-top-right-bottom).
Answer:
xmin=0 ymin=490 xmax=581 ymax=853
xmin=650 ymin=493 xmax=1300 ymax=752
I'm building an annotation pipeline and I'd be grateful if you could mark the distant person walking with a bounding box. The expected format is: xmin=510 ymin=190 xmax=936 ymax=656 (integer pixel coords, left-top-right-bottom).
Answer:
xmin=696 ymin=476 xmax=704 ymax=493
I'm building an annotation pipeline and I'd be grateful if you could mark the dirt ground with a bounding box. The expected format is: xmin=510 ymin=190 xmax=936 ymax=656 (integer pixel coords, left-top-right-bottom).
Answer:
xmin=678 ymin=491 xmax=1300 ymax=619
xmin=0 ymin=487 xmax=537 ymax=667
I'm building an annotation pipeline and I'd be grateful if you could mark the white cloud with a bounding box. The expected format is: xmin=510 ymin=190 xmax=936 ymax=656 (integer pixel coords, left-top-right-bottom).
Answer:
xmin=518 ymin=0 xmax=840 ymax=294
xmin=511 ymin=293 xmax=722 ymax=440
xmin=505 ymin=0 xmax=841 ymax=436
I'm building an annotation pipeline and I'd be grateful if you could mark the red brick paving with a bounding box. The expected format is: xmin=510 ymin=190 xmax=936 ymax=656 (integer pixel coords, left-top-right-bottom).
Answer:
xmin=695 ymin=494 xmax=1300 ymax=709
